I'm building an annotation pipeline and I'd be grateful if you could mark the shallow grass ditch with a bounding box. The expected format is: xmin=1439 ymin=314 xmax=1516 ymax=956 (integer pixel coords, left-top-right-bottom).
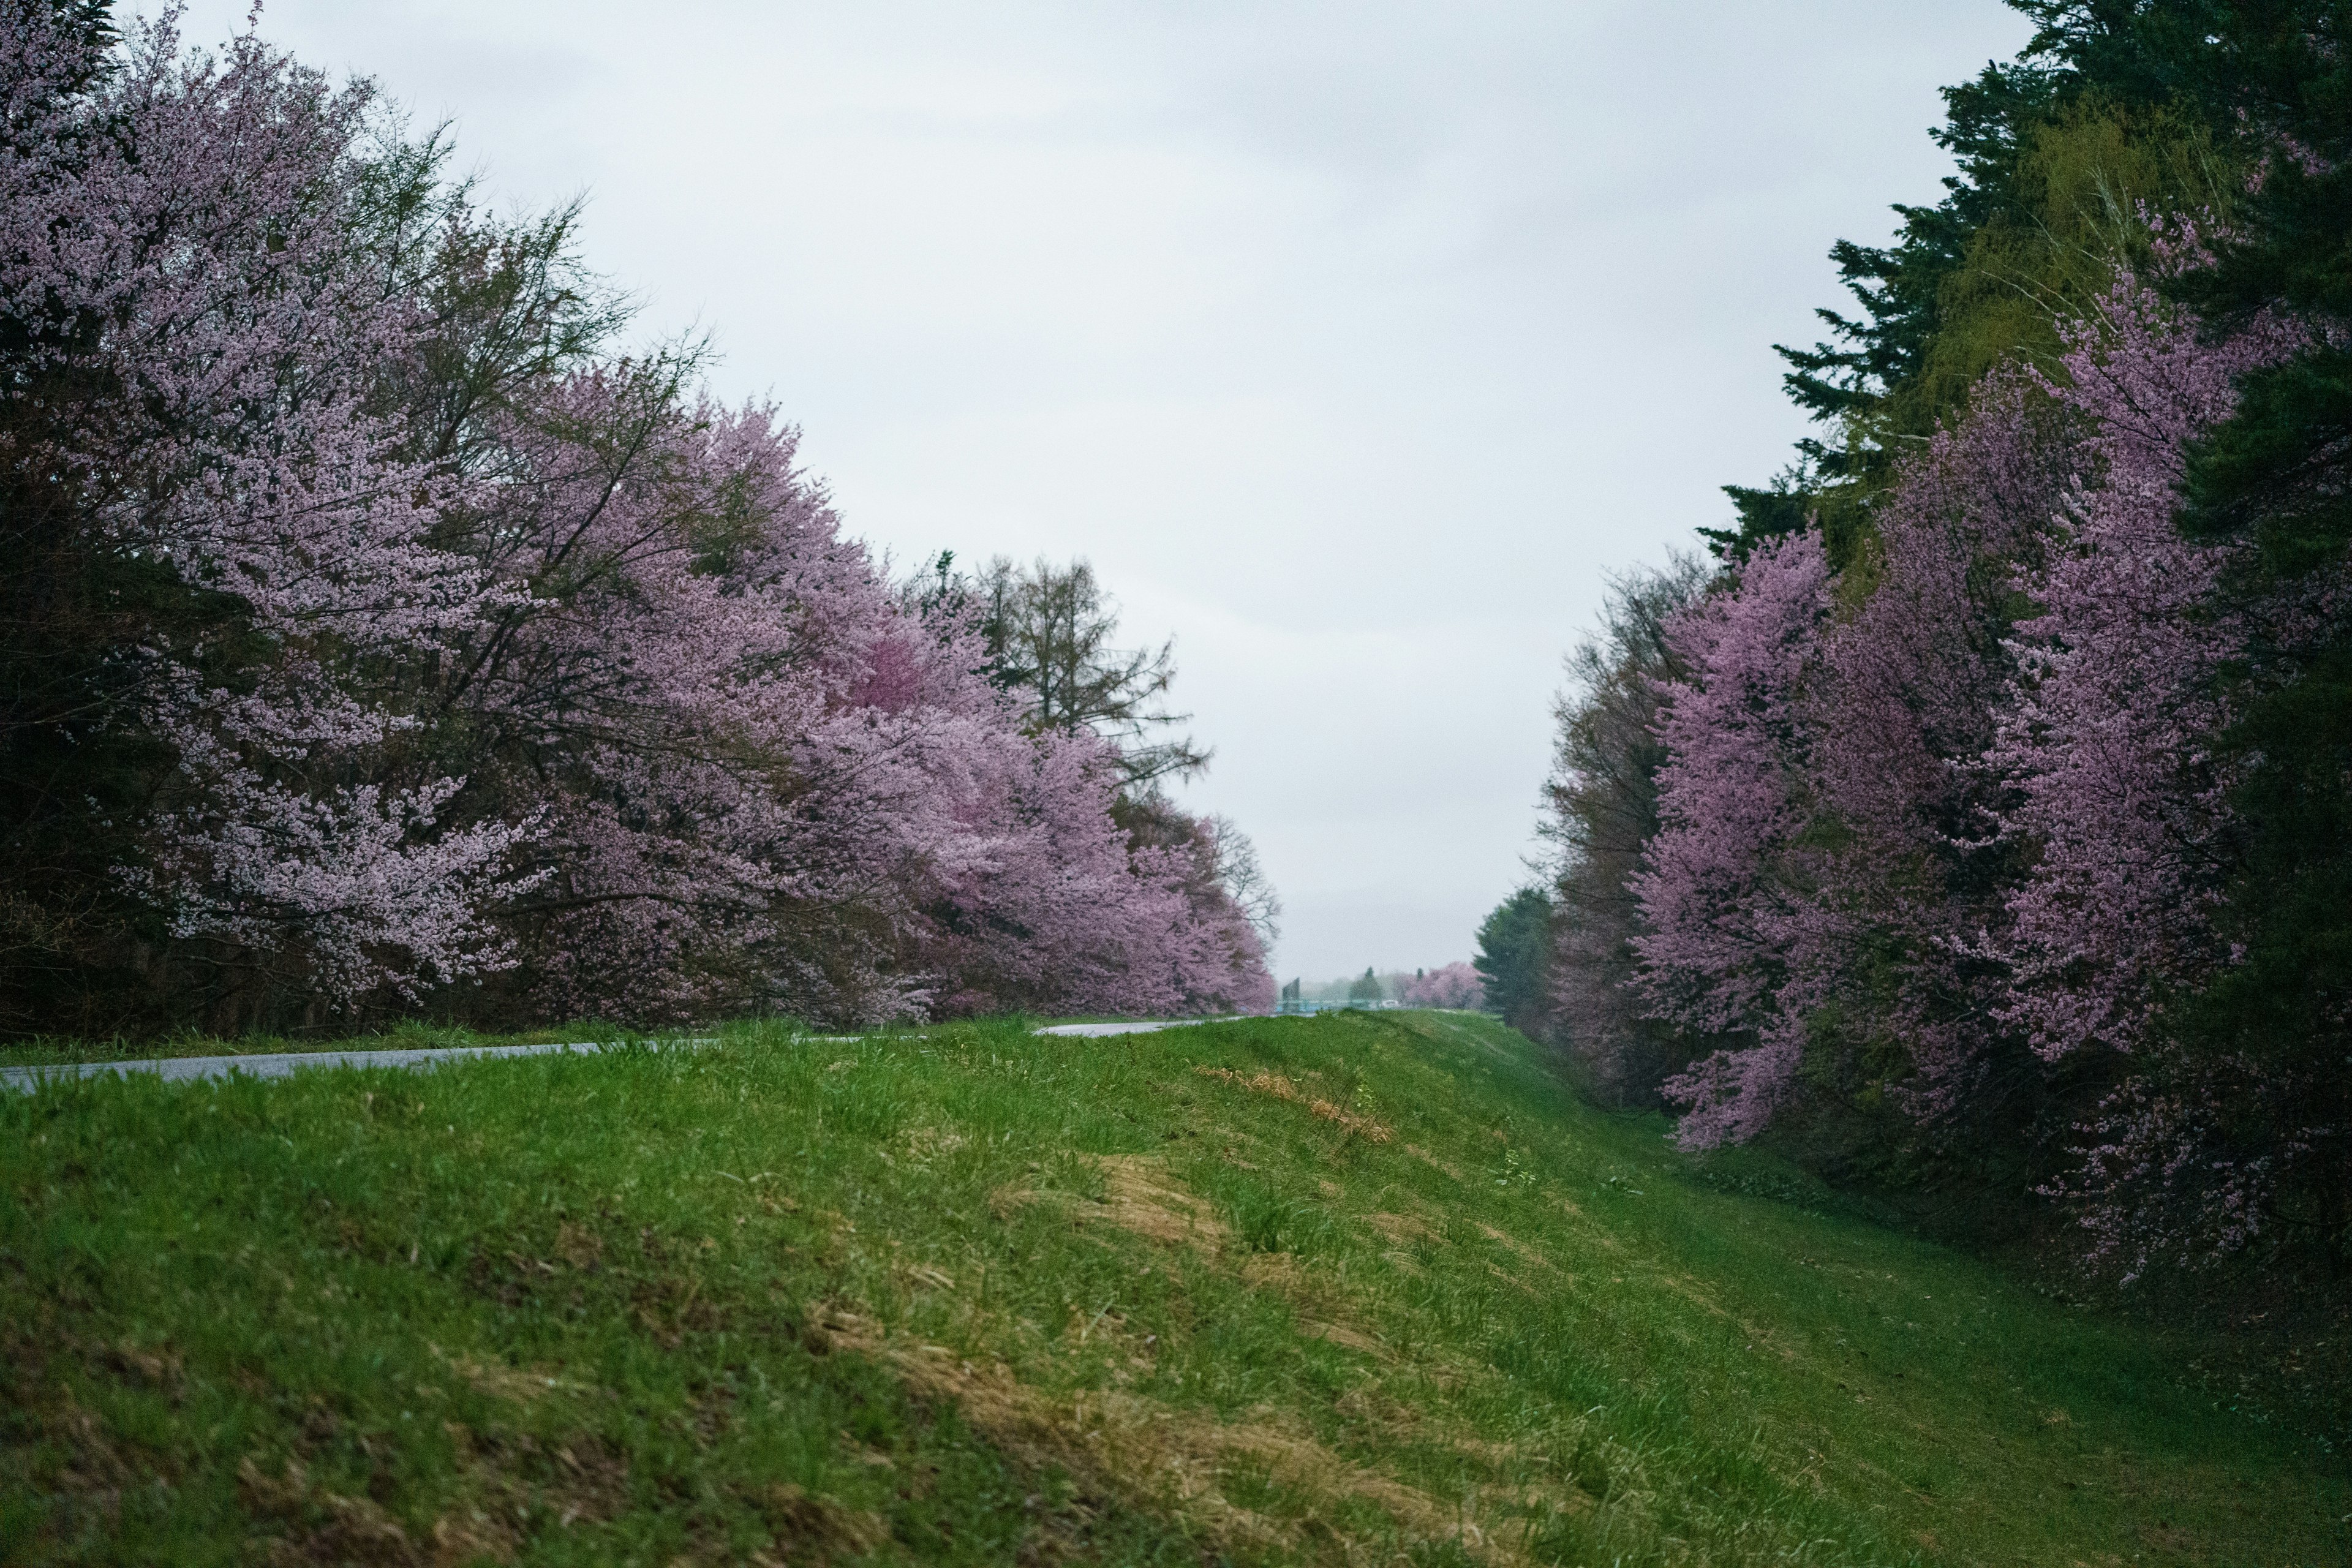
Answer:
xmin=1 ymin=1011 xmax=2341 ymax=1566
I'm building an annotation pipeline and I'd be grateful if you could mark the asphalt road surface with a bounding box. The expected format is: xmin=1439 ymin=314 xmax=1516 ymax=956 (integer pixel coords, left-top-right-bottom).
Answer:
xmin=1 ymin=1020 xmax=1219 ymax=1090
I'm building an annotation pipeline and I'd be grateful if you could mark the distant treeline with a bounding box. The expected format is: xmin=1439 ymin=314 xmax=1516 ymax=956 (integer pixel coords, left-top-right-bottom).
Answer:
xmin=0 ymin=6 xmax=1274 ymax=1036
xmin=1290 ymin=964 xmax=1483 ymax=1009
xmin=1507 ymin=1 xmax=2352 ymax=1286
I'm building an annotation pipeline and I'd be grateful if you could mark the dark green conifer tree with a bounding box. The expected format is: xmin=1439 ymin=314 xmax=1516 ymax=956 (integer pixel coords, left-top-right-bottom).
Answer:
xmin=1473 ymin=888 xmax=1552 ymax=1037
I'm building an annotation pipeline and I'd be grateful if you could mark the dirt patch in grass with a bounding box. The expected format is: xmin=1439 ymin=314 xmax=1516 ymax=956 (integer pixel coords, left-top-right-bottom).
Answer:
xmin=238 ymin=1433 xmax=633 ymax=1568
xmin=748 ymin=1482 xmax=894 ymax=1562
xmin=1404 ymin=1144 xmax=1464 ymax=1181
xmin=244 ymin=1396 xmax=639 ymax=1566
xmin=18 ymin=1343 xmax=626 ymax=1568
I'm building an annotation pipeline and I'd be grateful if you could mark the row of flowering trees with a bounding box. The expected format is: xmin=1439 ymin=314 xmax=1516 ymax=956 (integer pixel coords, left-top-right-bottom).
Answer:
xmin=1542 ymin=4 xmax=2351 ymax=1281
xmin=1622 ymin=274 xmax=2327 ymax=1266
xmin=0 ymin=7 xmax=1273 ymax=1035
xmin=1557 ymin=276 xmax=2340 ymax=1280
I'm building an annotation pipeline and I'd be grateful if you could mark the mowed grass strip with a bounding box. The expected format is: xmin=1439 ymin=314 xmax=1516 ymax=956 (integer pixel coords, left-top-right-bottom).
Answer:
xmin=0 ymin=1012 xmax=2338 ymax=1566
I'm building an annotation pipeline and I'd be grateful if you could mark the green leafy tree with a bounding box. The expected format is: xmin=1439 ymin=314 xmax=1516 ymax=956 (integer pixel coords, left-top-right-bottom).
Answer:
xmin=1347 ymin=967 xmax=1383 ymax=1004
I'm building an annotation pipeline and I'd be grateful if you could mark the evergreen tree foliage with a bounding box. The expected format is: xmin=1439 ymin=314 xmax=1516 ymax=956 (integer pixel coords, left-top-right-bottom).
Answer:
xmin=1473 ymin=888 xmax=1552 ymax=1036
xmin=1717 ymin=1 xmax=2263 ymax=568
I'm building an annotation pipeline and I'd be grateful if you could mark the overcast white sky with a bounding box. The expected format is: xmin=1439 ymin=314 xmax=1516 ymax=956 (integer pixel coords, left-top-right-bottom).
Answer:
xmin=183 ymin=1 xmax=2035 ymax=984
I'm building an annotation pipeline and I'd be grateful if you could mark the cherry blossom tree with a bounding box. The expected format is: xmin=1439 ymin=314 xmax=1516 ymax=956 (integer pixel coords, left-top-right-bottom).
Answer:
xmin=1629 ymin=532 xmax=1833 ymax=1147
xmin=1400 ymin=962 xmax=1483 ymax=1011
xmin=1626 ymin=257 xmax=2335 ymax=1272
xmin=1983 ymin=270 xmax=2312 ymax=1273
xmin=415 ymin=353 xmax=1273 ymax=1027
xmin=1989 ymin=273 xmax=2302 ymax=1065
xmin=1 ymin=8 xmax=532 ymax=1025
xmin=0 ymin=8 xmax=1274 ymax=1033
xmin=1798 ymin=375 xmax=2075 ymax=1120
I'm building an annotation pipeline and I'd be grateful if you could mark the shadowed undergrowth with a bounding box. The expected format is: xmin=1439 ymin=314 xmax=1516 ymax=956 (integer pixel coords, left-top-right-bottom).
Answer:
xmin=1 ymin=1012 xmax=2339 ymax=1565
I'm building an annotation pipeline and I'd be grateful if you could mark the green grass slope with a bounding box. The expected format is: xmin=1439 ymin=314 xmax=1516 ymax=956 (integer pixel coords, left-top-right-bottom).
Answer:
xmin=2 ymin=1011 xmax=2340 ymax=1566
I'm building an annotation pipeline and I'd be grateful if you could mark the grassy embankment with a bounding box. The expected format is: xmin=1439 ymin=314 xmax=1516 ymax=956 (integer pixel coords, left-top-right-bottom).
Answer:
xmin=2 ymin=1011 xmax=2342 ymax=1566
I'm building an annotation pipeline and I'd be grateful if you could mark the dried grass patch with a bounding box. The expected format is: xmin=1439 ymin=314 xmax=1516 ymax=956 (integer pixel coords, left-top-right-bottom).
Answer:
xmin=1477 ymin=1223 xmax=1555 ymax=1273
xmin=1405 ymin=1144 xmax=1464 ymax=1181
xmin=1367 ymin=1211 xmax=1443 ymax=1247
xmin=431 ymin=1345 xmax=591 ymax=1405
xmin=1300 ymin=1319 xmax=1391 ymax=1359
xmin=1191 ymin=1066 xmax=1394 ymax=1143
xmin=812 ymin=1308 xmax=1545 ymax=1564
xmin=1090 ymin=1154 xmax=1232 ymax=1248
xmin=995 ymin=1154 xmax=1230 ymax=1254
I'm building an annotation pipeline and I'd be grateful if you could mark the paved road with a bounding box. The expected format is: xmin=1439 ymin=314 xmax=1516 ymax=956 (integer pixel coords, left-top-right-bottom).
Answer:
xmin=1 ymin=1020 xmax=1221 ymax=1090
xmin=0 ymin=1040 xmax=637 ymax=1091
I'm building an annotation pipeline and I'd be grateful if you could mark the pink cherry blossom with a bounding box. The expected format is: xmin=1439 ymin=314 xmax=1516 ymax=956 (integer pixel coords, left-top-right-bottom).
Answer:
xmin=1400 ymin=962 xmax=1483 ymax=1010
xmin=1629 ymin=532 xmax=1833 ymax=1147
